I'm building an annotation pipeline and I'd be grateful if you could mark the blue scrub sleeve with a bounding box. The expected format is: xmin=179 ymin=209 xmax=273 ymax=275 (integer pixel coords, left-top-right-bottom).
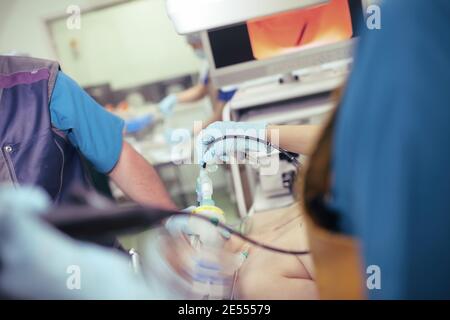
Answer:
xmin=217 ymin=89 xmax=237 ymax=103
xmin=49 ymin=71 xmax=125 ymax=174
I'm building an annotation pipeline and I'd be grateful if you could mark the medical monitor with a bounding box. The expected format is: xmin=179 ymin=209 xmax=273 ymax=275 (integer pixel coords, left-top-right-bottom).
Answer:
xmin=202 ymin=0 xmax=366 ymax=87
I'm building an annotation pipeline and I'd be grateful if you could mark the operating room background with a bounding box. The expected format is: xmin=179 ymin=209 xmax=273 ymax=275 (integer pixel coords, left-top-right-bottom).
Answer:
xmin=0 ymin=0 xmax=241 ymax=249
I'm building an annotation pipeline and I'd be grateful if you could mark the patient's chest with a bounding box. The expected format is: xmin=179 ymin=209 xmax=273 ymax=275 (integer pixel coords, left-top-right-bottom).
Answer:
xmin=228 ymin=204 xmax=316 ymax=299
xmin=245 ymin=220 xmax=310 ymax=274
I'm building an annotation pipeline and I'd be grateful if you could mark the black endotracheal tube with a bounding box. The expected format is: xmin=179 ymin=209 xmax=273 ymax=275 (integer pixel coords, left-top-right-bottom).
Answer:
xmin=192 ymin=212 xmax=310 ymax=256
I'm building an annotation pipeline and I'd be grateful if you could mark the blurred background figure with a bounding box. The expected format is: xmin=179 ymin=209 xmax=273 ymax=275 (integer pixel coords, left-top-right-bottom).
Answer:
xmin=158 ymin=33 xmax=237 ymax=134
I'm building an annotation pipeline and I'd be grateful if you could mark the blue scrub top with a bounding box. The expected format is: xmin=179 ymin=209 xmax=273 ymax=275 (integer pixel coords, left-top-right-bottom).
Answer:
xmin=332 ymin=0 xmax=450 ymax=299
xmin=50 ymin=71 xmax=125 ymax=174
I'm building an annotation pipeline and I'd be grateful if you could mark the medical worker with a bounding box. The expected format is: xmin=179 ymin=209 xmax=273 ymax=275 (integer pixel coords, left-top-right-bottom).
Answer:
xmin=0 ymin=55 xmax=175 ymax=210
xmin=197 ymin=0 xmax=450 ymax=299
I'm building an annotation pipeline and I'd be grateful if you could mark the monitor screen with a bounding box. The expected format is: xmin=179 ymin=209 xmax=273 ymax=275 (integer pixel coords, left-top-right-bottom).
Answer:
xmin=208 ymin=0 xmax=364 ymax=69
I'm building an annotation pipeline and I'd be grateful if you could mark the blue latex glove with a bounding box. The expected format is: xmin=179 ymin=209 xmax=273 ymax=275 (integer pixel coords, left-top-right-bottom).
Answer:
xmin=196 ymin=121 xmax=268 ymax=165
xmin=125 ymin=114 xmax=154 ymax=134
xmin=158 ymin=94 xmax=178 ymax=116
xmin=0 ymin=186 xmax=158 ymax=300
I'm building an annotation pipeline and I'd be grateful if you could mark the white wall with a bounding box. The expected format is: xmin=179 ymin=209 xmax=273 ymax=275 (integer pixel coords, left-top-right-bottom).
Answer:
xmin=0 ymin=0 xmax=200 ymax=89
xmin=0 ymin=0 xmax=124 ymax=59
xmin=48 ymin=0 xmax=200 ymax=88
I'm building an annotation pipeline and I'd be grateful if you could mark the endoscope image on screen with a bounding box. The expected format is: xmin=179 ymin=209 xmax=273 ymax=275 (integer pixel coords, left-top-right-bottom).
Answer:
xmin=208 ymin=0 xmax=360 ymax=69
xmin=247 ymin=0 xmax=353 ymax=60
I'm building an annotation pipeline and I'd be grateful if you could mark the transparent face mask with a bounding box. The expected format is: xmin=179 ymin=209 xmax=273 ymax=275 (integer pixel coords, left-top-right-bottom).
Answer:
xmin=194 ymin=49 xmax=206 ymax=60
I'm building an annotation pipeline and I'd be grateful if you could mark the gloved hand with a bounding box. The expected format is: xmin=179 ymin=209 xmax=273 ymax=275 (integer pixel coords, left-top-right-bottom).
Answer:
xmin=125 ymin=114 xmax=154 ymax=134
xmin=164 ymin=206 xmax=197 ymax=236
xmin=165 ymin=206 xmax=230 ymax=245
xmin=158 ymin=94 xmax=178 ymax=116
xmin=143 ymin=228 xmax=239 ymax=300
xmin=196 ymin=121 xmax=268 ymax=165
xmin=150 ymin=206 xmax=239 ymax=300
xmin=0 ymin=186 xmax=158 ymax=300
